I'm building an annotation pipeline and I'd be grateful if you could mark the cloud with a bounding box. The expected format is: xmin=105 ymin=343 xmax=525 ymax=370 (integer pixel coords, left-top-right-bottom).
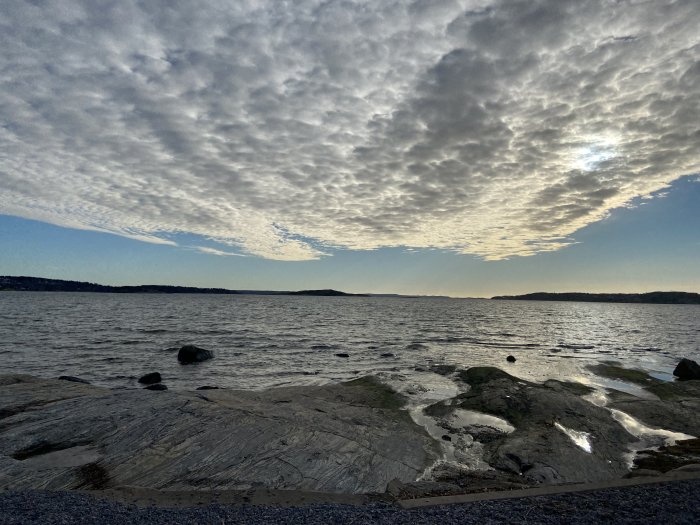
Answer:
xmin=195 ymin=246 xmax=246 ymax=257
xmin=0 ymin=0 xmax=698 ymax=260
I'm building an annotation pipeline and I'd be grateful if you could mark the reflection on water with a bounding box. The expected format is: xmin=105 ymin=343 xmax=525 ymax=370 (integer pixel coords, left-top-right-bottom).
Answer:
xmin=610 ymin=409 xmax=694 ymax=445
xmin=555 ymin=422 xmax=593 ymax=453
xmin=449 ymin=409 xmax=515 ymax=434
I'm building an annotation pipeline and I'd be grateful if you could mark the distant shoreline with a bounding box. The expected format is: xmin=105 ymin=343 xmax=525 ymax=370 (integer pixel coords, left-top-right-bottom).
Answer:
xmin=0 ymin=275 xmax=451 ymax=299
xmin=492 ymin=291 xmax=700 ymax=305
xmin=0 ymin=276 xmax=365 ymax=297
xmin=3 ymin=276 xmax=698 ymax=304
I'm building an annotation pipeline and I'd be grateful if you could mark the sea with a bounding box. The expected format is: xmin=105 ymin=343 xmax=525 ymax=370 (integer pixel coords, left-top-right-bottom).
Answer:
xmin=1 ymin=292 xmax=698 ymax=399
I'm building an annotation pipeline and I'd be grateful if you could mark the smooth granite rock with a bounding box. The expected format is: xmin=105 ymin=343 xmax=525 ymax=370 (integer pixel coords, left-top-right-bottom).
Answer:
xmin=0 ymin=375 xmax=438 ymax=494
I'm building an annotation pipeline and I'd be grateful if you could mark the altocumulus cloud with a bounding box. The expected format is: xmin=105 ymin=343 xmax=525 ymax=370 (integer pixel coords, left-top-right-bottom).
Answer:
xmin=0 ymin=0 xmax=698 ymax=260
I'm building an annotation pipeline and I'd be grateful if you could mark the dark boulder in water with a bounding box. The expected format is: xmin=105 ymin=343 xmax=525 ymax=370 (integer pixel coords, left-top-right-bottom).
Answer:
xmin=138 ymin=372 xmax=162 ymax=385
xmin=58 ymin=376 xmax=90 ymax=384
xmin=144 ymin=384 xmax=167 ymax=391
xmin=335 ymin=353 xmax=350 ymax=358
xmin=506 ymin=355 xmax=516 ymax=363
xmin=177 ymin=345 xmax=214 ymax=364
xmin=380 ymin=353 xmax=395 ymax=358
xmin=673 ymin=358 xmax=700 ymax=381
xmin=196 ymin=386 xmax=220 ymax=390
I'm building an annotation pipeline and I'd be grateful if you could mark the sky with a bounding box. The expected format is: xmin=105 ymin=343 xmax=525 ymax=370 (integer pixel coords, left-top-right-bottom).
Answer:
xmin=0 ymin=0 xmax=699 ymax=296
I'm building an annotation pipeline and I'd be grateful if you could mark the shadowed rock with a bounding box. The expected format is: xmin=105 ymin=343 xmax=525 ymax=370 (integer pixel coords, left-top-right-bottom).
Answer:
xmin=177 ymin=345 xmax=214 ymax=364
xmin=632 ymin=439 xmax=700 ymax=473
xmin=426 ymin=367 xmax=636 ymax=484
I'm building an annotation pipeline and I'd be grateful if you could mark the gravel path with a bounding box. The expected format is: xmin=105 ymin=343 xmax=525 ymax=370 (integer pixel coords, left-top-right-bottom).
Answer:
xmin=1 ymin=480 xmax=699 ymax=524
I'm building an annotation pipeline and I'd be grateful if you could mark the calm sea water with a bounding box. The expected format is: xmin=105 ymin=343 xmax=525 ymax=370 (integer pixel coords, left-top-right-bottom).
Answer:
xmin=1 ymin=292 xmax=698 ymax=395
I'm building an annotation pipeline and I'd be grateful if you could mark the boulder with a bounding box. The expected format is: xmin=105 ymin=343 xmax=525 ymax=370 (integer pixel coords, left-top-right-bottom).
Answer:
xmin=144 ymin=384 xmax=167 ymax=391
xmin=58 ymin=376 xmax=90 ymax=384
xmin=196 ymin=386 xmax=220 ymax=390
xmin=177 ymin=345 xmax=214 ymax=364
xmin=335 ymin=353 xmax=350 ymax=358
xmin=506 ymin=355 xmax=516 ymax=363
xmin=673 ymin=358 xmax=700 ymax=381
xmin=137 ymin=372 xmax=162 ymax=385
xmin=380 ymin=353 xmax=395 ymax=358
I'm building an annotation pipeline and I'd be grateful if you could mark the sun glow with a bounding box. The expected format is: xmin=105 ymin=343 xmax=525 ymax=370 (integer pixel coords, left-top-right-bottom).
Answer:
xmin=572 ymin=135 xmax=621 ymax=172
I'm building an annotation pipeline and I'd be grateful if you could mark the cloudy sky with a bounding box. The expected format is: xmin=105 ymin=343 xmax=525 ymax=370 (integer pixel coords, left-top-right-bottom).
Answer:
xmin=1 ymin=0 xmax=699 ymax=295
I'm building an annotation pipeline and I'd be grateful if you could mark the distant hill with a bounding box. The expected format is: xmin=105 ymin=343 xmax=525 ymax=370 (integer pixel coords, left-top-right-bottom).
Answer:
xmin=491 ymin=291 xmax=700 ymax=305
xmin=0 ymin=276 xmax=239 ymax=294
xmin=288 ymin=289 xmax=366 ymax=297
xmin=0 ymin=276 xmax=364 ymax=297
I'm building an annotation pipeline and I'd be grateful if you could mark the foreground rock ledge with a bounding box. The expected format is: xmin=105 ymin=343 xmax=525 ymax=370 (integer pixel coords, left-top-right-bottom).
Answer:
xmin=0 ymin=375 xmax=439 ymax=493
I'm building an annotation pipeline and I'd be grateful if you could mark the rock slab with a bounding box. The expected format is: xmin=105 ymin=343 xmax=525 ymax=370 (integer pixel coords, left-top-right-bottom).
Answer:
xmin=0 ymin=375 xmax=438 ymax=494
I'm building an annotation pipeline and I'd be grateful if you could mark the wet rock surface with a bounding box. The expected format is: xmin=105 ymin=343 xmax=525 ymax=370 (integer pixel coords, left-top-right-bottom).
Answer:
xmin=0 ymin=375 xmax=438 ymax=494
xmin=425 ymin=367 xmax=636 ymax=484
xmin=607 ymin=379 xmax=700 ymax=436
xmin=632 ymin=439 xmax=700 ymax=473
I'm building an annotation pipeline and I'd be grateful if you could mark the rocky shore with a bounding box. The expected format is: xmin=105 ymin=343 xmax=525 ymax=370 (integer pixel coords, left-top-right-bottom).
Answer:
xmin=1 ymin=359 xmax=700 ymax=501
